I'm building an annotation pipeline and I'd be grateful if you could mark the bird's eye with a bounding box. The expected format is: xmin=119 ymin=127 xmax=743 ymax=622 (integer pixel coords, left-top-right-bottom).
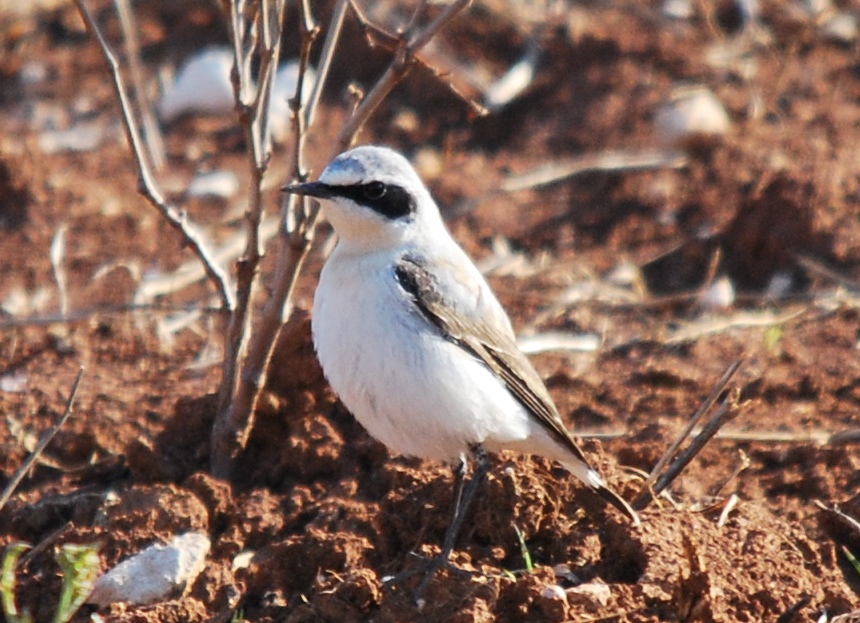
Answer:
xmin=363 ymin=182 xmax=386 ymax=200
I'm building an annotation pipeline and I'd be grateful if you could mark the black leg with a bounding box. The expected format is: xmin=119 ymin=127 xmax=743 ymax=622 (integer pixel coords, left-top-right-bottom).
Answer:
xmin=413 ymin=446 xmax=490 ymax=599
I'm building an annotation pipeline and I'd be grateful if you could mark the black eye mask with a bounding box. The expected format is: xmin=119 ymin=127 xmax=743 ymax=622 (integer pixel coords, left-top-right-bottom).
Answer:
xmin=333 ymin=182 xmax=416 ymax=220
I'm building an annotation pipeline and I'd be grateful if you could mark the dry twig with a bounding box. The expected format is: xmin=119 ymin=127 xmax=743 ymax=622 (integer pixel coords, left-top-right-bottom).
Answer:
xmin=0 ymin=368 xmax=84 ymax=513
xmin=337 ymin=0 xmax=472 ymax=149
xmin=212 ymin=0 xmax=327 ymax=477
xmin=633 ymin=359 xmax=744 ymax=511
xmin=72 ymin=0 xmax=235 ymax=312
xmin=114 ymin=0 xmax=165 ymax=169
xmin=213 ymin=0 xmax=292 ymax=478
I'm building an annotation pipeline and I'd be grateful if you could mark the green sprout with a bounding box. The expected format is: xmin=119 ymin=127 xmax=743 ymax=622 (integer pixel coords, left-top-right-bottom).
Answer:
xmin=763 ymin=325 xmax=783 ymax=356
xmin=0 ymin=541 xmax=100 ymax=623
xmin=842 ymin=546 xmax=860 ymax=579
xmin=1 ymin=543 xmax=33 ymax=623
xmin=512 ymin=524 xmax=534 ymax=573
xmin=54 ymin=544 xmax=101 ymax=623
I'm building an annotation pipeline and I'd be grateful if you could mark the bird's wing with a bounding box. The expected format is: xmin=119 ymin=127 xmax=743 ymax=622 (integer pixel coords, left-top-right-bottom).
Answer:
xmin=394 ymin=253 xmax=590 ymax=466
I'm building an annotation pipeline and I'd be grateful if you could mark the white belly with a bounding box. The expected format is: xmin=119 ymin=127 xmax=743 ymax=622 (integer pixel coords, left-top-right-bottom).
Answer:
xmin=312 ymin=249 xmax=533 ymax=462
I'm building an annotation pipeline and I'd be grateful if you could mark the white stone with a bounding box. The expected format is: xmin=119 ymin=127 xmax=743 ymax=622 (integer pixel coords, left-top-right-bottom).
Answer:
xmin=821 ymin=13 xmax=857 ymax=44
xmin=567 ymin=581 xmax=612 ymax=609
xmin=188 ymin=169 xmax=240 ymax=200
xmin=541 ymin=584 xmax=568 ymax=602
xmin=699 ymin=275 xmax=736 ymax=310
xmin=269 ymin=61 xmax=317 ymax=142
xmin=159 ymin=47 xmax=235 ymax=122
xmin=654 ymin=85 xmax=730 ymax=146
xmin=663 ymin=0 xmax=692 ymax=20
xmin=88 ymin=532 xmax=210 ymax=607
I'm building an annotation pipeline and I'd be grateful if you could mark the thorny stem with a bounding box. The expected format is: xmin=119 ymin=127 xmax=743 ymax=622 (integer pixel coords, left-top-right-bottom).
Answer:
xmin=72 ymin=0 xmax=236 ymax=312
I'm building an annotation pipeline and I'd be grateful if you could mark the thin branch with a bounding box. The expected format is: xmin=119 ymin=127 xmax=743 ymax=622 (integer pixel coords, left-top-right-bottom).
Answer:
xmin=337 ymin=0 xmax=472 ymax=148
xmin=0 ymin=368 xmax=85 ymax=513
xmin=114 ymin=0 xmax=166 ymax=170
xmin=211 ymin=0 xmax=325 ymax=478
xmin=304 ymin=0 xmax=348 ymax=127
xmin=215 ymin=0 xmax=290 ymax=472
xmin=72 ymin=0 xmax=235 ymax=311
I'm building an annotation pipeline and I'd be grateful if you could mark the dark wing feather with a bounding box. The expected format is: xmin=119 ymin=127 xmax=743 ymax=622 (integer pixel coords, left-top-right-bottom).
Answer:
xmin=394 ymin=254 xmax=590 ymax=466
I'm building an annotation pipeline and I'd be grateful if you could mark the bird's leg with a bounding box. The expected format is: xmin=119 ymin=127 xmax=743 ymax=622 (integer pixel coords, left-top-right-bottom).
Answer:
xmin=412 ymin=445 xmax=490 ymax=599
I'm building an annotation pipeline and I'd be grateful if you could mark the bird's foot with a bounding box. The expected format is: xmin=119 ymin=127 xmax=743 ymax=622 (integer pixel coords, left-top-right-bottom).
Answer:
xmin=382 ymin=551 xmax=474 ymax=605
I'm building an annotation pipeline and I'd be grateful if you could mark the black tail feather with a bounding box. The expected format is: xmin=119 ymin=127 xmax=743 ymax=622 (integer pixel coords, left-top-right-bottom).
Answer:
xmin=594 ymin=484 xmax=641 ymax=527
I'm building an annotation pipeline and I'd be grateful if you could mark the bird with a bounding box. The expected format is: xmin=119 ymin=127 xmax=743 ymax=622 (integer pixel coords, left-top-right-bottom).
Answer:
xmin=282 ymin=145 xmax=640 ymax=591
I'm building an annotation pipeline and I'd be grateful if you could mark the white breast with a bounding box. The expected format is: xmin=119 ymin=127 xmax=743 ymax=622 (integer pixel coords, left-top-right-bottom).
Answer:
xmin=311 ymin=247 xmax=533 ymax=462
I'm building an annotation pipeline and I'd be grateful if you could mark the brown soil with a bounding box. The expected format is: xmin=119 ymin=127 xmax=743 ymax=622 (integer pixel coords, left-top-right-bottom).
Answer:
xmin=1 ymin=1 xmax=858 ymax=622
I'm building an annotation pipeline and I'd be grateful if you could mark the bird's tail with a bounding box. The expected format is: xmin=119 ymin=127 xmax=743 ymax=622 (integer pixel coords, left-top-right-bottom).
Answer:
xmin=593 ymin=482 xmax=641 ymax=527
xmin=563 ymin=460 xmax=641 ymax=527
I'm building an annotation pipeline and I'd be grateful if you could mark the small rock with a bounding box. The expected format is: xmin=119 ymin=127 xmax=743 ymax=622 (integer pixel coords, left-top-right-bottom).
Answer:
xmin=539 ymin=584 xmax=568 ymax=621
xmin=38 ymin=121 xmax=109 ymax=154
xmin=821 ymin=13 xmax=857 ymax=44
xmin=654 ymin=85 xmax=730 ymax=147
xmin=188 ymin=169 xmax=240 ymax=200
xmin=0 ymin=371 xmax=28 ymax=393
xmin=567 ymin=581 xmax=612 ymax=610
xmin=269 ymin=61 xmax=317 ymax=142
xmin=765 ymin=271 xmax=793 ymax=300
xmin=159 ymin=47 xmax=234 ymax=122
xmin=88 ymin=532 xmax=210 ymax=607
xmin=663 ymin=0 xmax=693 ymax=20
xmin=552 ymin=563 xmax=582 ymax=585
xmin=484 ymin=46 xmax=540 ymax=113
xmin=699 ymin=275 xmax=735 ymax=310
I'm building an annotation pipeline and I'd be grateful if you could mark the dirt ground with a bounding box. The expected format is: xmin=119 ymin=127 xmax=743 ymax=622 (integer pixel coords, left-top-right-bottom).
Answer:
xmin=0 ymin=1 xmax=859 ymax=621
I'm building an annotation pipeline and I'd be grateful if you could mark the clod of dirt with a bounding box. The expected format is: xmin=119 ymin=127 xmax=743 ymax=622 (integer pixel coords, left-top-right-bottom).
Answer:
xmin=620 ymin=504 xmax=854 ymax=621
xmin=0 ymin=152 xmax=33 ymax=229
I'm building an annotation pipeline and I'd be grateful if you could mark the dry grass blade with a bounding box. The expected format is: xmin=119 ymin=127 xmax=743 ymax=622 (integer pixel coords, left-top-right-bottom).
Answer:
xmin=637 ymin=359 xmax=742 ymax=493
xmin=71 ymin=0 xmax=235 ymax=312
xmin=814 ymin=500 xmax=860 ymax=539
xmin=454 ymin=148 xmax=687 ymax=216
xmin=665 ymin=309 xmax=805 ymax=344
xmin=633 ymin=359 xmax=744 ymax=511
xmin=0 ymin=368 xmax=85 ymax=513
xmin=500 ymin=148 xmax=687 ymax=193
xmin=635 ymin=391 xmax=742 ymax=511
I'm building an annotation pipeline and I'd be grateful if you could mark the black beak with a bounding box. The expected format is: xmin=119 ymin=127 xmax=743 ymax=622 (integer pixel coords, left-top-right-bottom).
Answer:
xmin=281 ymin=181 xmax=334 ymax=199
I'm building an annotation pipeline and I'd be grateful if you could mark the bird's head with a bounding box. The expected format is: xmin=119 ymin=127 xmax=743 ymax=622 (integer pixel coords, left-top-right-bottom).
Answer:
xmin=283 ymin=145 xmax=444 ymax=252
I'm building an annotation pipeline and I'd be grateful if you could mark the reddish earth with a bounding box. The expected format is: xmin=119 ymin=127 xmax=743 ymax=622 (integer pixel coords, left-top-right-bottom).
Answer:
xmin=0 ymin=1 xmax=858 ymax=622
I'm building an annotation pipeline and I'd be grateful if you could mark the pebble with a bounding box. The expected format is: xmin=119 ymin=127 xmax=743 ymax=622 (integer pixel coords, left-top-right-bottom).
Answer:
xmin=566 ymin=581 xmax=612 ymax=610
xmin=159 ymin=47 xmax=235 ymax=122
xmin=654 ymin=85 xmax=730 ymax=147
xmin=699 ymin=275 xmax=736 ymax=310
xmin=188 ymin=169 xmax=240 ymax=200
xmin=88 ymin=532 xmax=210 ymax=607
